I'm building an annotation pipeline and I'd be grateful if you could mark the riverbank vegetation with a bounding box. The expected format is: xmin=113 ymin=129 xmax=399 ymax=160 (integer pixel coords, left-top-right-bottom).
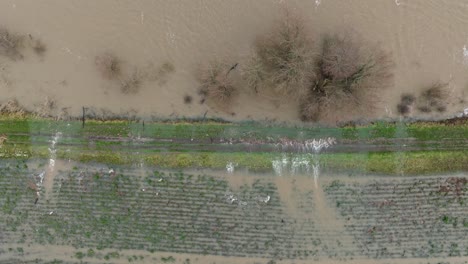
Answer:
xmin=198 ymin=11 xmax=395 ymax=124
xmin=397 ymin=82 xmax=451 ymax=116
xmin=243 ymin=14 xmax=314 ymax=100
xmin=198 ymin=60 xmax=238 ymax=108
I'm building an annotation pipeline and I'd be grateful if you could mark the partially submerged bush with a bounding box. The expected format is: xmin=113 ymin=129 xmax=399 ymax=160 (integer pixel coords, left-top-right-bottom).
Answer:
xmin=95 ymin=56 xmax=176 ymax=94
xmin=95 ymin=52 xmax=122 ymax=80
xmin=299 ymin=94 xmax=320 ymax=121
xmin=396 ymin=93 xmax=416 ymax=116
xmin=301 ymin=33 xmax=393 ymax=123
xmin=0 ymin=99 xmax=28 ymax=117
xmin=31 ymin=38 xmax=47 ymax=56
xmin=155 ymin=62 xmax=175 ymax=86
xmin=198 ymin=61 xmax=237 ymax=107
xmin=159 ymin=62 xmax=175 ymax=75
xmin=397 ymin=103 xmax=411 ymax=115
xmin=0 ymin=28 xmax=25 ymax=60
xmin=120 ymin=68 xmax=144 ymax=94
xmin=243 ymin=13 xmax=314 ymax=99
xmin=320 ymin=34 xmax=362 ymax=80
xmin=401 ymin=93 xmax=416 ymax=105
xmin=301 ymin=83 xmax=363 ymax=123
xmin=36 ymin=96 xmax=57 ymax=117
xmin=183 ymin=95 xmax=193 ymax=104
xmin=396 ymin=83 xmax=449 ymax=116
xmin=145 ymin=61 xmax=175 ymax=85
xmin=417 ymin=82 xmax=449 ymax=113
xmin=84 ymin=107 xmax=139 ymax=121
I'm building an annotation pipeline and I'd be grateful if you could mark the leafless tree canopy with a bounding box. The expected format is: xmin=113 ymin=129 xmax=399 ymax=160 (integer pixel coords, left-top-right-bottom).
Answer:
xmin=416 ymin=82 xmax=449 ymax=113
xmin=120 ymin=68 xmax=143 ymax=95
xmin=198 ymin=61 xmax=238 ymax=108
xmin=0 ymin=28 xmax=25 ymax=60
xmin=320 ymin=34 xmax=362 ymax=80
xmin=95 ymin=52 xmax=122 ymax=80
xmin=243 ymin=13 xmax=315 ymax=100
xmin=300 ymin=33 xmax=394 ymax=123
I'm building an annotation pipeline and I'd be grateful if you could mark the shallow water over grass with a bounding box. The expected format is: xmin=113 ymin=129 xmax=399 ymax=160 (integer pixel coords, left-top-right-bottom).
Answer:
xmin=1 ymin=118 xmax=468 ymax=176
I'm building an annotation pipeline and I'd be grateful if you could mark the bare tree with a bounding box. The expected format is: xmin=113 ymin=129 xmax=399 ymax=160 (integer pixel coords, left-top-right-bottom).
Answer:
xmin=0 ymin=28 xmax=25 ymax=60
xmin=243 ymin=11 xmax=315 ymax=100
xmin=198 ymin=60 xmax=238 ymax=108
xmin=301 ymin=32 xmax=394 ymax=123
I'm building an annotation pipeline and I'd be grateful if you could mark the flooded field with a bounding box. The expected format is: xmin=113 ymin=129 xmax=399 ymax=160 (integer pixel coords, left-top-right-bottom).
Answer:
xmin=1 ymin=0 xmax=468 ymax=122
xmin=0 ymin=159 xmax=466 ymax=263
xmin=1 ymin=1 xmax=468 ymax=263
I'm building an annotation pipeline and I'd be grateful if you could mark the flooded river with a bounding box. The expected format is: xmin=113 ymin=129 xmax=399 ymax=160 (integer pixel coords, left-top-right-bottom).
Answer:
xmin=1 ymin=0 xmax=468 ymax=121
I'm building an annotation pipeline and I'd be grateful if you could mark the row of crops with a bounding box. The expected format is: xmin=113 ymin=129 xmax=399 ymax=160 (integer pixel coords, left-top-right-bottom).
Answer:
xmin=0 ymin=160 xmax=347 ymax=261
xmin=324 ymin=175 xmax=468 ymax=258
xmin=1 ymin=159 xmax=467 ymax=262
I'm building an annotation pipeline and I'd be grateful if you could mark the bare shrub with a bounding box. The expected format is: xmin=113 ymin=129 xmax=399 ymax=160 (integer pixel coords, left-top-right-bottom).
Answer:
xmin=244 ymin=12 xmax=315 ymax=99
xmin=198 ymin=61 xmax=237 ymax=107
xmin=32 ymin=38 xmax=47 ymax=56
xmin=299 ymin=93 xmax=320 ymax=122
xmin=304 ymin=32 xmax=394 ymax=122
xmin=120 ymin=68 xmax=144 ymax=94
xmin=0 ymin=99 xmax=28 ymax=117
xmin=183 ymin=95 xmax=193 ymax=104
xmin=396 ymin=93 xmax=416 ymax=115
xmin=301 ymin=84 xmax=363 ymax=123
xmin=242 ymin=55 xmax=264 ymax=93
xmin=320 ymin=34 xmax=362 ymax=80
xmin=58 ymin=107 xmax=71 ymax=121
xmin=401 ymin=93 xmax=416 ymax=105
xmin=36 ymin=96 xmax=57 ymax=117
xmin=416 ymin=82 xmax=449 ymax=113
xmin=95 ymin=52 xmax=122 ymax=80
xmin=84 ymin=107 xmax=139 ymax=121
xmin=314 ymin=35 xmax=393 ymax=96
xmin=145 ymin=61 xmax=175 ymax=83
xmin=397 ymin=103 xmax=411 ymax=115
xmin=0 ymin=28 xmax=24 ymax=60
xmin=436 ymin=105 xmax=447 ymax=112
xmin=155 ymin=62 xmax=175 ymax=86
xmin=160 ymin=62 xmax=175 ymax=74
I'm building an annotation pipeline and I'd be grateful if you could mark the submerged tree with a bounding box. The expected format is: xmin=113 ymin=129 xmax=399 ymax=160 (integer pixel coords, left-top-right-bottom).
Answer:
xmin=0 ymin=28 xmax=25 ymax=60
xmin=242 ymin=11 xmax=394 ymax=124
xmin=243 ymin=11 xmax=315 ymax=100
xmin=198 ymin=60 xmax=238 ymax=109
xmin=301 ymin=32 xmax=394 ymax=123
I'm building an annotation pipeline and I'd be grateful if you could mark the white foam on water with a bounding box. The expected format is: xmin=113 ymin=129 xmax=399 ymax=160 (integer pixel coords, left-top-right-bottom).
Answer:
xmin=38 ymin=171 xmax=45 ymax=184
xmin=272 ymin=154 xmax=289 ymax=176
xmin=313 ymin=162 xmax=320 ymax=187
xmin=463 ymin=45 xmax=468 ymax=65
xmin=47 ymin=132 xmax=62 ymax=173
xmin=226 ymin=162 xmax=236 ymax=173
xmin=257 ymin=194 xmax=270 ymax=204
xmin=272 ymin=137 xmax=336 ymax=186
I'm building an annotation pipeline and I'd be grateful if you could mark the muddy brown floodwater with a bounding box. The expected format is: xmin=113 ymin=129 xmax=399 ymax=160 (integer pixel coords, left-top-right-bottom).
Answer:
xmin=1 ymin=0 xmax=468 ymax=122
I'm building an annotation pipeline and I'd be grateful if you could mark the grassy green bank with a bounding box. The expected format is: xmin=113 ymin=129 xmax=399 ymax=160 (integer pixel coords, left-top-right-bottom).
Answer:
xmin=0 ymin=116 xmax=467 ymax=175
